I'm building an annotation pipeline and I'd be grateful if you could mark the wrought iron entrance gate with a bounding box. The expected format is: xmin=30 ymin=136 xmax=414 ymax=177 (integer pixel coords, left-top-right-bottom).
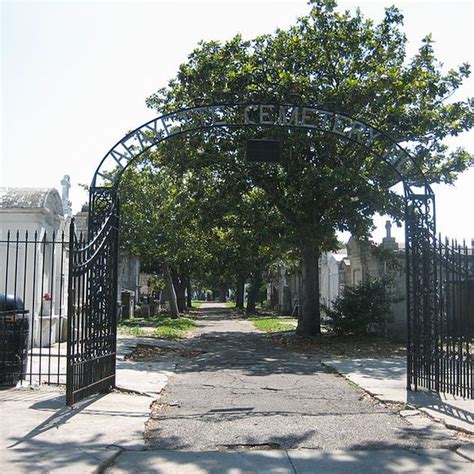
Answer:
xmin=66 ymin=195 xmax=119 ymax=405
xmin=63 ymin=102 xmax=472 ymax=405
xmin=405 ymin=188 xmax=473 ymax=398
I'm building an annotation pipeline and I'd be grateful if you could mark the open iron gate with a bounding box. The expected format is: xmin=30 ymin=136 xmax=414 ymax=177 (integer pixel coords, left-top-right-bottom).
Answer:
xmin=66 ymin=196 xmax=119 ymax=406
xmin=405 ymin=190 xmax=473 ymax=398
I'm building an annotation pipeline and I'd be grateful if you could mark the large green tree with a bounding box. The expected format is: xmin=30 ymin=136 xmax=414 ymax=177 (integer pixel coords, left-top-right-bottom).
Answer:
xmin=119 ymin=146 xmax=289 ymax=315
xmin=145 ymin=0 xmax=472 ymax=335
xmin=119 ymin=156 xmax=209 ymax=317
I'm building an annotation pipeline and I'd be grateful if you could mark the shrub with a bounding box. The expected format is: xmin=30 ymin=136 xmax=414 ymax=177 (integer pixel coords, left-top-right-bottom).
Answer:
xmin=324 ymin=277 xmax=395 ymax=336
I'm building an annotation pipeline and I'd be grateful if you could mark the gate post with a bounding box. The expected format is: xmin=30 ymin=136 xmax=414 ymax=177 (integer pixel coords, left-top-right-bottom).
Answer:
xmin=110 ymin=198 xmax=120 ymax=389
xmin=66 ymin=218 xmax=76 ymax=406
xmin=405 ymin=185 xmax=437 ymax=393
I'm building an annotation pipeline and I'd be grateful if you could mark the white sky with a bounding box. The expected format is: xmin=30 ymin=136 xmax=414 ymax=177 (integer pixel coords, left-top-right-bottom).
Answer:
xmin=1 ymin=0 xmax=473 ymax=244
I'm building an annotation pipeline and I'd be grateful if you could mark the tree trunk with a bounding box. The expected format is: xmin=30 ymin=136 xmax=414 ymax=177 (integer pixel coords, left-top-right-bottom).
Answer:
xmin=296 ymin=240 xmax=321 ymax=336
xmin=185 ymin=277 xmax=192 ymax=309
xmin=235 ymin=276 xmax=245 ymax=309
xmin=177 ymin=284 xmax=186 ymax=313
xmin=246 ymin=271 xmax=262 ymax=314
xmin=172 ymin=271 xmax=186 ymax=313
xmin=219 ymin=284 xmax=227 ymax=302
xmin=162 ymin=263 xmax=179 ymax=319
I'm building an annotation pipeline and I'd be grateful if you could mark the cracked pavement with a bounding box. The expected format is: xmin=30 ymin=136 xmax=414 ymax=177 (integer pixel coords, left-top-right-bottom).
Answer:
xmin=145 ymin=303 xmax=470 ymax=452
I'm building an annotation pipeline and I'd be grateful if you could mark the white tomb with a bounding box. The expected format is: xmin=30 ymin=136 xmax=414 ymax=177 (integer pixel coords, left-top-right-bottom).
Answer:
xmin=0 ymin=180 xmax=71 ymax=347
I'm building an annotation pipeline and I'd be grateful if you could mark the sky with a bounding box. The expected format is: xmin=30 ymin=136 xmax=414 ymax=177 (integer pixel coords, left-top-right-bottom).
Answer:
xmin=1 ymin=0 xmax=473 ymax=244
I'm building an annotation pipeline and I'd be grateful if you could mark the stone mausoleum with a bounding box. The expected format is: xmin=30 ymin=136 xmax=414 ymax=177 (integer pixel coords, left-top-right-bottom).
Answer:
xmin=268 ymin=221 xmax=407 ymax=339
xmin=0 ymin=177 xmax=72 ymax=347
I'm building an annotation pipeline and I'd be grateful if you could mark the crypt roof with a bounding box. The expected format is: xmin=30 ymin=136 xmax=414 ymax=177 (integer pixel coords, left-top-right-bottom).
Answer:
xmin=0 ymin=187 xmax=64 ymax=216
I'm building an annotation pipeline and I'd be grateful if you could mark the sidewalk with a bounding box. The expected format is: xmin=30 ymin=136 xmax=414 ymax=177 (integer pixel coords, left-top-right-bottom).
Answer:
xmin=323 ymin=358 xmax=474 ymax=434
xmin=110 ymin=448 xmax=472 ymax=473
xmin=0 ymin=335 xmax=177 ymax=473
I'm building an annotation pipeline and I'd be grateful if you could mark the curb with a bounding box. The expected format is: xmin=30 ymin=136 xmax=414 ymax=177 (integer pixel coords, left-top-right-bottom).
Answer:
xmin=96 ymin=447 xmax=124 ymax=474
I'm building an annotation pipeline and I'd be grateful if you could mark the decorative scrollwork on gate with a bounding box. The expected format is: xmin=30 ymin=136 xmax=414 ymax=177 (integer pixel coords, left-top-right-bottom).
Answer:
xmin=66 ymin=208 xmax=119 ymax=406
xmin=89 ymin=187 xmax=117 ymax=235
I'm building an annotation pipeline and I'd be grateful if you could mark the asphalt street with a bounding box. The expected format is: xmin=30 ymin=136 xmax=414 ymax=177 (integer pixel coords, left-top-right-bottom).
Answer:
xmin=145 ymin=304 xmax=467 ymax=452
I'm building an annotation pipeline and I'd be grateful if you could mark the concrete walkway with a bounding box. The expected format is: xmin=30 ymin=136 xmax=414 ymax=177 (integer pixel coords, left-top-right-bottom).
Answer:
xmin=0 ymin=334 xmax=176 ymax=473
xmin=110 ymin=448 xmax=473 ymax=473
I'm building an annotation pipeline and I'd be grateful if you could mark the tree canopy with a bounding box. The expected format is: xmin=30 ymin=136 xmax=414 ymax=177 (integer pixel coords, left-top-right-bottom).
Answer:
xmin=121 ymin=0 xmax=472 ymax=334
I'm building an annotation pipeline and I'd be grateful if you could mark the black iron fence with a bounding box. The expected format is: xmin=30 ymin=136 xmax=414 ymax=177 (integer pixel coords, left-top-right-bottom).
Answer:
xmin=0 ymin=218 xmax=119 ymax=403
xmin=0 ymin=230 xmax=68 ymax=386
xmin=408 ymin=236 xmax=473 ymax=398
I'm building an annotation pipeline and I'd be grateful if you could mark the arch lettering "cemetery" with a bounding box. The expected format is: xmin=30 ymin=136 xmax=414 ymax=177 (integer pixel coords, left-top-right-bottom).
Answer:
xmin=92 ymin=103 xmax=416 ymax=189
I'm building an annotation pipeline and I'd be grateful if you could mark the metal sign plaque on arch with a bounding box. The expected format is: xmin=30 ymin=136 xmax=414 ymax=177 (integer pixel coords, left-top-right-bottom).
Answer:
xmin=66 ymin=102 xmax=445 ymax=406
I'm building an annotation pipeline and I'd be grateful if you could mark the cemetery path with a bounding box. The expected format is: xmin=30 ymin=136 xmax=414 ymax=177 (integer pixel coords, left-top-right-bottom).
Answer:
xmin=144 ymin=302 xmax=467 ymax=451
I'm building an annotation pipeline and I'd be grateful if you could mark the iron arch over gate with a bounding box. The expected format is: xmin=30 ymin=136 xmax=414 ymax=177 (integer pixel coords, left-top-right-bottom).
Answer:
xmin=66 ymin=103 xmax=472 ymax=405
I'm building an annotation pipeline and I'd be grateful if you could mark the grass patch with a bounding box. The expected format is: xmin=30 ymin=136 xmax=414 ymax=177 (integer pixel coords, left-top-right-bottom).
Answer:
xmin=191 ymin=300 xmax=203 ymax=308
xmin=119 ymin=325 xmax=148 ymax=337
xmin=249 ymin=317 xmax=297 ymax=333
xmin=153 ymin=317 xmax=196 ymax=339
xmin=118 ymin=315 xmax=196 ymax=339
xmin=223 ymin=301 xmax=235 ymax=308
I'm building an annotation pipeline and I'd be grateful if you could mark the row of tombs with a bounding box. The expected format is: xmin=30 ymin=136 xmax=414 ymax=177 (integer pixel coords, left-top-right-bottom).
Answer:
xmin=0 ymin=178 xmax=441 ymax=351
xmin=3 ymin=178 xmax=472 ymax=352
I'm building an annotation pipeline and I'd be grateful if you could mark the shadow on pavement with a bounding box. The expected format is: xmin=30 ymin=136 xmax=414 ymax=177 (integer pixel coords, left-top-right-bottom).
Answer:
xmin=8 ymin=393 xmax=106 ymax=448
xmin=112 ymin=444 xmax=470 ymax=474
xmin=6 ymin=437 xmax=120 ymax=473
xmin=407 ymin=391 xmax=474 ymax=428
